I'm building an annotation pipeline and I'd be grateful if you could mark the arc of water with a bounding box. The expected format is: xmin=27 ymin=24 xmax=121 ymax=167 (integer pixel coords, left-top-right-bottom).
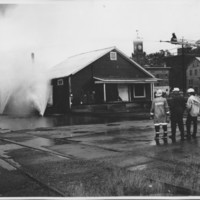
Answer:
xmin=0 ymin=89 xmax=11 ymax=114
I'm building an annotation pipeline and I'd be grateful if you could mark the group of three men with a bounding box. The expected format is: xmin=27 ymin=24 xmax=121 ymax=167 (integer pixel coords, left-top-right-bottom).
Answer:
xmin=150 ymin=87 xmax=200 ymax=141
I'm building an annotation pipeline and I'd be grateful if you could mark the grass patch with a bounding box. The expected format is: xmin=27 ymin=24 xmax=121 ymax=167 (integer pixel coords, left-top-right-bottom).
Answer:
xmin=44 ymin=160 xmax=173 ymax=196
xmin=139 ymin=153 xmax=200 ymax=193
xmin=64 ymin=167 xmax=168 ymax=196
xmin=9 ymin=147 xmax=174 ymax=196
xmin=10 ymin=148 xmax=200 ymax=196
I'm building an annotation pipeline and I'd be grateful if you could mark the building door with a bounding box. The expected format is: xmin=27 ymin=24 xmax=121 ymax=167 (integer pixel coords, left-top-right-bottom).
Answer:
xmin=118 ymin=85 xmax=129 ymax=101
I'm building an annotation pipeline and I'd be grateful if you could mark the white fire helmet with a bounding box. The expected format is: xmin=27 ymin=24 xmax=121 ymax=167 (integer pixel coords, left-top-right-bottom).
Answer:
xmin=156 ymin=89 xmax=163 ymax=97
xmin=172 ymin=87 xmax=180 ymax=92
xmin=187 ymin=88 xmax=195 ymax=93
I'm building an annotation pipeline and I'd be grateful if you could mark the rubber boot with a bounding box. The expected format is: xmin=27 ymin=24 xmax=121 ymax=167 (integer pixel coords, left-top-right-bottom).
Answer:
xmin=181 ymin=133 xmax=185 ymax=141
xmin=154 ymin=133 xmax=159 ymax=140
xmin=162 ymin=132 xmax=168 ymax=139
xmin=187 ymin=133 xmax=191 ymax=140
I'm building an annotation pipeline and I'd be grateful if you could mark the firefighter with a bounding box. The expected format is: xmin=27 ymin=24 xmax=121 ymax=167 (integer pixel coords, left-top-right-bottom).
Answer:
xmin=150 ymin=89 xmax=170 ymax=140
xmin=186 ymin=88 xmax=200 ymax=139
xmin=168 ymin=88 xmax=186 ymax=141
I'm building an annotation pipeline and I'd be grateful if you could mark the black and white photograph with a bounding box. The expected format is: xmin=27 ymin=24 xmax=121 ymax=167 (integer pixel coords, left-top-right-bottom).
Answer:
xmin=0 ymin=0 xmax=200 ymax=198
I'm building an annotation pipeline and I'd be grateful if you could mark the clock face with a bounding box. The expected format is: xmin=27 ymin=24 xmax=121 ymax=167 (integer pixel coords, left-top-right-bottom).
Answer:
xmin=138 ymin=44 xmax=142 ymax=50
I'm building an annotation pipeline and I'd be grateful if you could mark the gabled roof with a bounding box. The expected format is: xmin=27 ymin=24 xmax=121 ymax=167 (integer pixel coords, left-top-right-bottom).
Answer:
xmin=49 ymin=46 xmax=155 ymax=79
xmin=188 ymin=57 xmax=200 ymax=67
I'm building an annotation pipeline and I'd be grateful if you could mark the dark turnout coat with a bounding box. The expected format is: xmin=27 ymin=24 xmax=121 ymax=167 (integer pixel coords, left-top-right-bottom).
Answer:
xmin=168 ymin=94 xmax=186 ymax=118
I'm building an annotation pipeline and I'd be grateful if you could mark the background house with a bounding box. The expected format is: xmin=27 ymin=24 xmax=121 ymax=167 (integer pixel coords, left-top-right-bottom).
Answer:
xmin=48 ymin=47 xmax=157 ymax=114
xmin=164 ymin=54 xmax=195 ymax=93
xmin=143 ymin=67 xmax=170 ymax=95
xmin=187 ymin=57 xmax=200 ymax=94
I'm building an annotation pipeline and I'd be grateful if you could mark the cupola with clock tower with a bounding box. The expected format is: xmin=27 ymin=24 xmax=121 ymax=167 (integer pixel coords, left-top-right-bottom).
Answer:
xmin=131 ymin=30 xmax=145 ymax=65
xmin=133 ymin=30 xmax=143 ymax=54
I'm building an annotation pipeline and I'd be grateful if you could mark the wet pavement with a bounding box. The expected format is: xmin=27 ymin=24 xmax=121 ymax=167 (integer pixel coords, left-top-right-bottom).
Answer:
xmin=0 ymin=116 xmax=200 ymax=196
xmin=0 ymin=112 xmax=148 ymax=130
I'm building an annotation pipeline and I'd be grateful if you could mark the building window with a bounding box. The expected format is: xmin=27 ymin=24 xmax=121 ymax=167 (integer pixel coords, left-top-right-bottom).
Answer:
xmin=57 ymin=79 xmax=64 ymax=86
xmin=110 ymin=52 xmax=117 ymax=60
xmin=195 ymin=69 xmax=198 ymax=75
xmin=134 ymin=84 xmax=146 ymax=98
xmin=188 ymin=79 xmax=193 ymax=85
xmin=190 ymin=70 xmax=192 ymax=76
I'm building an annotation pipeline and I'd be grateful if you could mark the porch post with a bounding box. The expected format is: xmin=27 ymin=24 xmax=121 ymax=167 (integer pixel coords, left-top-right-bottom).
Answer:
xmin=151 ymin=83 xmax=154 ymax=101
xmin=103 ymin=83 xmax=106 ymax=102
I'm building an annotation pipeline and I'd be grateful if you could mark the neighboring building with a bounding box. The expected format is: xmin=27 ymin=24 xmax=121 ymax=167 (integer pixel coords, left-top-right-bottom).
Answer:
xmin=164 ymin=54 xmax=194 ymax=93
xmin=48 ymin=47 xmax=157 ymax=114
xmin=144 ymin=67 xmax=171 ymax=95
xmin=187 ymin=57 xmax=200 ymax=94
xmin=163 ymin=47 xmax=200 ymax=93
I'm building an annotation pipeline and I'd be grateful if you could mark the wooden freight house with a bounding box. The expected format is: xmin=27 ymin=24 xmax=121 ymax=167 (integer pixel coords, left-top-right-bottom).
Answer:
xmin=49 ymin=47 xmax=157 ymax=113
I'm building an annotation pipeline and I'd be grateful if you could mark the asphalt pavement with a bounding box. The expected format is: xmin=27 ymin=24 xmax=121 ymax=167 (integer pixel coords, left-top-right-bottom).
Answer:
xmin=0 ymin=118 xmax=200 ymax=197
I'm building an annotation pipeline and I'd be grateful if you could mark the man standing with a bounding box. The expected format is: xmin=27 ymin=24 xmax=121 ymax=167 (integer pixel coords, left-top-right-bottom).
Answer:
xmin=186 ymin=88 xmax=200 ymax=139
xmin=150 ymin=89 xmax=170 ymax=140
xmin=168 ymin=88 xmax=186 ymax=141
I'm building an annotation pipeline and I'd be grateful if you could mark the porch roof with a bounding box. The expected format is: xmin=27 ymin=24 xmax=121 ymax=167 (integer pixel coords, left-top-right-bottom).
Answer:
xmin=94 ymin=77 xmax=157 ymax=84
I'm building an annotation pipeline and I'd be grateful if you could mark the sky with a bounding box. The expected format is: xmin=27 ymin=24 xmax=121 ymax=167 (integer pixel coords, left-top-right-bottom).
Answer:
xmin=0 ymin=0 xmax=200 ymax=68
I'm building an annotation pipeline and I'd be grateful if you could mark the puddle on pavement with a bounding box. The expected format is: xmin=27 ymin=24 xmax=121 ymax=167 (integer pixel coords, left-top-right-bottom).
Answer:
xmin=149 ymin=139 xmax=171 ymax=146
xmin=107 ymin=123 xmax=120 ymax=126
xmin=95 ymin=137 xmax=133 ymax=144
xmin=20 ymin=137 xmax=54 ymax=149
xmin=73 ymin=131 xmax=89 ymax=134
xmin=0 ymin=114 xmax=136 ymax=131
xmin=0 ymin=144 xmax=23 ymax=171
xmin=0 ymin=129 xmax=11 ymax=133
xmin=127 ymin=164 xmax=147 ymax=171
xmin=0 ymin=159 xmax=17 ymax=171
xmin=53 ymin=138 xmax=80 ymax=145
xmin=20 ymin=136 xmax=80 ymax=147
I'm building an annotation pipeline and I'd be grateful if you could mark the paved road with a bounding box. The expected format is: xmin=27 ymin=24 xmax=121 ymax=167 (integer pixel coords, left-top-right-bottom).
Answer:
xmin=0 ymin=118 xmax=200 ymax=196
